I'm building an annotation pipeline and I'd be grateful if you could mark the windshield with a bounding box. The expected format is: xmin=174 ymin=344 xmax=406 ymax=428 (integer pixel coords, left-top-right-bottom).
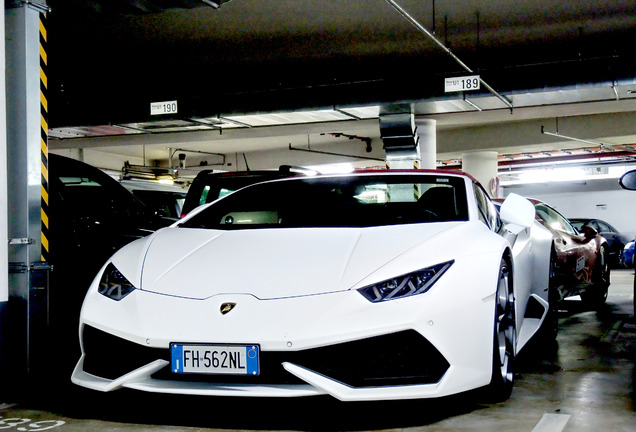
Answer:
xmin=535 ymin=203 xmax=578 ymax=235
xmin=570 ymin=220 xmax=586 ymax=231
xmin=180 ymin=174 xmax=468 ymax=230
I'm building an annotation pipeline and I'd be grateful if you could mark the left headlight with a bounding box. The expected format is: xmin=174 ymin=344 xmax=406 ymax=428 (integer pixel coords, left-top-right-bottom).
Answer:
xmin=98 ymin=263 xmax=137 ymax=301
xmin=357 ymin=260 xmax=454 ymax=303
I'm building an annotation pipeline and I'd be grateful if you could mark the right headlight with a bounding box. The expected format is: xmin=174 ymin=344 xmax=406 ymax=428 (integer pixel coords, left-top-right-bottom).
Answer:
xmin=98 ymin=263 xmax=137 ymax=301
xmin=357 ymin=260 xmax=454 ymax=303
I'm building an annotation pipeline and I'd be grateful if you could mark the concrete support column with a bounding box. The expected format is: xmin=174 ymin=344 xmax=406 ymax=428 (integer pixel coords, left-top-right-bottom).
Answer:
xmin=0 ymin=0 xmax=9 ymax=392
xmin=462 ymin=151 xmax=501 ymax=197
xmin=385 ymin=147 xmax=421 ymax=170
xmin=5 ymin=2 xmax=50 ymax=382
xmin=414 ymin=119 xmax=436 ymax=170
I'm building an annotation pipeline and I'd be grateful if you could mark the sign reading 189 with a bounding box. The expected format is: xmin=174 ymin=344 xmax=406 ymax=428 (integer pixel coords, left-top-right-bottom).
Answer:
xmin=444 ymin=75 xmax=480 ymax=93
xmin=150 ymin=100 xmax=178 ymax=115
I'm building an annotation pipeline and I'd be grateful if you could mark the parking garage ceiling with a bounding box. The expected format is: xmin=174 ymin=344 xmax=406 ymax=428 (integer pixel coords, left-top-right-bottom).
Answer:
xmin=44 ymin=0 xmax=636 ymax=166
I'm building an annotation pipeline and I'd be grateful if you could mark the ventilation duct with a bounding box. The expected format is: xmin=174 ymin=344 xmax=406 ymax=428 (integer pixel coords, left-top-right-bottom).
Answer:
xmin=380 ymin=113 xmax=419 ymax=159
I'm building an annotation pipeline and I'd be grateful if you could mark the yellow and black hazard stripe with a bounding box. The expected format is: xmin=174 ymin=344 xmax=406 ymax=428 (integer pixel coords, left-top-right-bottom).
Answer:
xmin=40 ymin=12 xmax=49 ymax=262
xmin=413 ymin=160 xmax=420 ymax=200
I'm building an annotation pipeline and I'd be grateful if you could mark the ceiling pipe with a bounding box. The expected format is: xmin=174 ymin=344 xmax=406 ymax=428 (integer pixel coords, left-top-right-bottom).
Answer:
xmin=498 ymin=151 xmax=636 ymax=168
xmin=384 ymin=0 xmax=514 ymax=112
xmin=288 ymin=144 xmax=384 ymax=162
xmin=540 ymin=126 xmax=620 ymax=151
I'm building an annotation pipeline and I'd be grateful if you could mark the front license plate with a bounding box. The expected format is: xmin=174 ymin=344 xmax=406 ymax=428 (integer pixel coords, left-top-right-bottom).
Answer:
xmin=170 ymin=343 xmax=259 ymax=375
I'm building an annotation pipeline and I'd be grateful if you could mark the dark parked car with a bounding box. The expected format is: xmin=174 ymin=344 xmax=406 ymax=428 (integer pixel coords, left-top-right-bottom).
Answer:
xmin=621 ymin=241 xmax=634 ymax=268
xmin=49 ymin=155 xmax=163 ymax=286
xmin=121 ymin=180 xmax=188 ymax=222
xmin=569 ymin=218 xmax=632 ymax=267
xmin=133 ymin=189 xmax=187 ymax=219
xmin=181 ymin=166 xmax=312 ymax=217
xmin=48 ymin=154 xmax=172 ymax=364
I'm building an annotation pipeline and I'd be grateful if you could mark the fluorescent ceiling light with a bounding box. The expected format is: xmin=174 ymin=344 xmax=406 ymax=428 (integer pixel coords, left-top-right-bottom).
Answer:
xmin=306 ymin=163 xmax=355 ymax=174
xmin=500 ymin=164 xmax=632 ymax=186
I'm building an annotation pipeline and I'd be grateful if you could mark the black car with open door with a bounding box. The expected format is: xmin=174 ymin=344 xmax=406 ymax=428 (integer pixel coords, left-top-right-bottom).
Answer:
xmin=48 ymin=154 xmax=172 ymax=374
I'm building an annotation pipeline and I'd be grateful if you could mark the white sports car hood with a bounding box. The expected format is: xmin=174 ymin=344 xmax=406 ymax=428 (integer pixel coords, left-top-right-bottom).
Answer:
xmin=135 ymin=224 xmax=463 ymax=300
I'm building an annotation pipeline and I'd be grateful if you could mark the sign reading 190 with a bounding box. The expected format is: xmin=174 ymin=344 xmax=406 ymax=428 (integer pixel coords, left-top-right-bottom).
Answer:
xmin=444 ymin=75 xmax=481 ymax=93
xmin=150 ymin=100 xmax=178 ymax=115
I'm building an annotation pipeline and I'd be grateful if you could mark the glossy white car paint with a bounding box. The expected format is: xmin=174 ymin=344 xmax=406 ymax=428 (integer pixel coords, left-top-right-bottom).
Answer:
xmin=497 ymin=193 xmax=554 ymax=347
xmin=72 ymin=172 xmax=553 ymax=401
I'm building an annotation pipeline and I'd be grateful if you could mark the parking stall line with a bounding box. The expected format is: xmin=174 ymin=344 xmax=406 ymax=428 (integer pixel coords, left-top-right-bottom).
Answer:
xmin=531 ymin=413 xmax=571 ymax=432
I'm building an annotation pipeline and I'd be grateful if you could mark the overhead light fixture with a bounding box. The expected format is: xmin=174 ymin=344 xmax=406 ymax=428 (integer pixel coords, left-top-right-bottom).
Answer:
xmin=499 ymin=164 xmax=631 ymax=186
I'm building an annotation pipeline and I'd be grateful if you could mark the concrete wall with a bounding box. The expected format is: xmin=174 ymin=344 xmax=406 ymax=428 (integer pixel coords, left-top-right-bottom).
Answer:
xmin=51 ymin=148 xmax=145 ymax=172
xmin=51 ymin=138 xmax=387 ymax=176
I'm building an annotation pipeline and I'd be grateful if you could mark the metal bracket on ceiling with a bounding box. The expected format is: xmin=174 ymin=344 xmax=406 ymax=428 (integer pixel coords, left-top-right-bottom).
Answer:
xmin=384 ymin=0 xmax=514 ymax=113
xmin=463 ymin=95 xmax=483 ymax=112
xmin=611 ymin=82 xmax=620 ymax=101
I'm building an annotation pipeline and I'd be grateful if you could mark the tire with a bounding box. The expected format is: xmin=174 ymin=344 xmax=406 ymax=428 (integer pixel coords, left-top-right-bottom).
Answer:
xmin=617 ymin=246 xmax=624 ymax=269
xmin=483 ymin=259 xmax=516 ymax=402
xmin=581 ymin=245 xmax=610 ymax=306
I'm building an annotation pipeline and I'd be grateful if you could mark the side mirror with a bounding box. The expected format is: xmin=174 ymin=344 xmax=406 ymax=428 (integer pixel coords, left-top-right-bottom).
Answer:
xmin=580 ymin=224 xmax=598 ymax=241
xmin=619 ymin=170 xmax=636 ymax=191
xmin=500 ymin=193 xmax=536 ymax=234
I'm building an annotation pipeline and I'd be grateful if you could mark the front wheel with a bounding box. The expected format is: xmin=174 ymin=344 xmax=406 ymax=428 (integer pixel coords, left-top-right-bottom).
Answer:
xmin=483 ymin=259 xmax=516 ymax=402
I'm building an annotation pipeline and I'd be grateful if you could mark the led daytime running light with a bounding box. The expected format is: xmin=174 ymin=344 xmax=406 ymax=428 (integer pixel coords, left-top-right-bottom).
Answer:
xmin=358 ymin=260 xmax=454 ymax=303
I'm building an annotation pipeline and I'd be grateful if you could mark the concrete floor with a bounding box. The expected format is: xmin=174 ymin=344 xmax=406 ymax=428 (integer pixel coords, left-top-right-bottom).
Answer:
xmin=2 ymin=271 xmax=634 ymax=432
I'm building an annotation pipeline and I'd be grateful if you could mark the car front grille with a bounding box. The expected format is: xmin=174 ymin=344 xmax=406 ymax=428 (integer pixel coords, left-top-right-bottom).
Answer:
xmin=82 ymin=325 xmax=168 ymax=380
xmin=295 ymin=330 xmax=450 ymax=387
xmin=82 ymin=326 xmax=449 ymax=388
